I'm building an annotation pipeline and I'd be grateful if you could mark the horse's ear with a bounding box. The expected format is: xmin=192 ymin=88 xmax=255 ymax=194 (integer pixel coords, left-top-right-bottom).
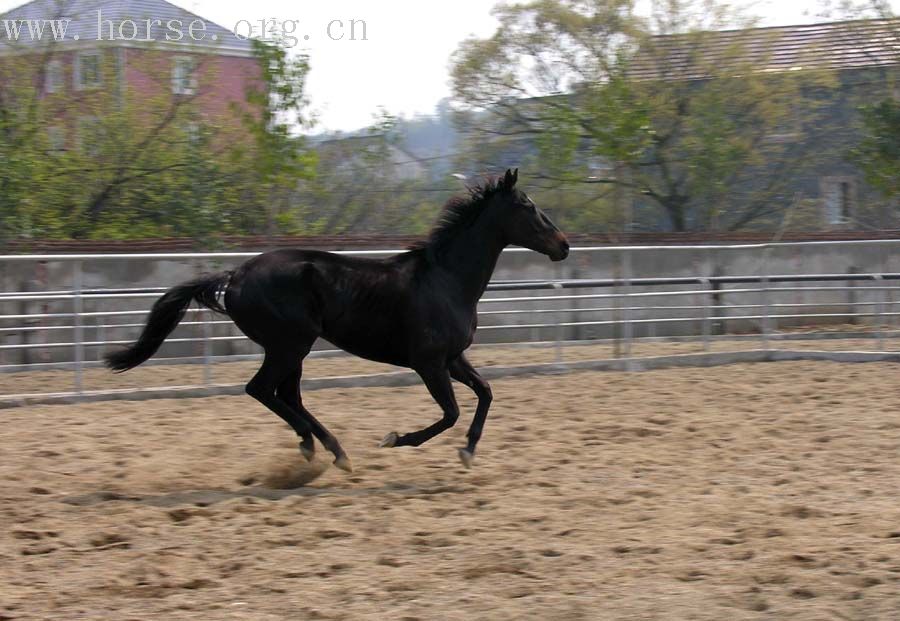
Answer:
xmin=502 ymin=168 xmax=516 ymax=190
xmin=512 ymin=168 xmax=519 ymax=186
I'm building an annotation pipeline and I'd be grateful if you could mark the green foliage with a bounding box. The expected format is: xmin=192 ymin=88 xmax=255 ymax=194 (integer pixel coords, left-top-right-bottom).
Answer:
xmin=451 ymin=0 xmax=838 ymax=232
xmin=0 ymin=50 xmax=49 ymax=241
xmin=239 ymin=40 xmax=316 ymax=185
xmin=0 ymin=38 xmax=317 ymax=245
xmin=297 ymin=115 xmax=444 ymax=235
xmin=230 ymin=39 xmax=317 ymax=238
xmin=854 ymin=98 xmax=900 ymax=199
xmin=837 ymin=1 xmax=898 ymax=202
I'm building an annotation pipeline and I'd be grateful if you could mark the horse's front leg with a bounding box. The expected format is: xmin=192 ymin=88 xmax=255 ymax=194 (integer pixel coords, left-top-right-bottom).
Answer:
xmin=448 ymin=355 xmax=492 ymax=468
xmin=379 ymin=364 xmax=459 ymax=449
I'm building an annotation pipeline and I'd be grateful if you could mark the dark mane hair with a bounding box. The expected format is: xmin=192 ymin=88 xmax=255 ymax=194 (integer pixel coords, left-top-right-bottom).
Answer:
xmin=410 ymin=176 xmax=508 ymax=254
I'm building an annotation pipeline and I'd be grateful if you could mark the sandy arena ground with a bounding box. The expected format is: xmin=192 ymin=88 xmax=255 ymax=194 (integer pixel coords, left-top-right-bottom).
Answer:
xmin=2 ymin=334 xmax=899 ymax=396
xmin=2 ymin=361 xmax=899 ymax=620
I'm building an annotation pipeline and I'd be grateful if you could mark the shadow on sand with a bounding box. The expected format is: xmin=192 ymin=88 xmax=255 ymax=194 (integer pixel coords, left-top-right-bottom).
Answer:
xmin=60 ymin=480 xmax=471 ymax=508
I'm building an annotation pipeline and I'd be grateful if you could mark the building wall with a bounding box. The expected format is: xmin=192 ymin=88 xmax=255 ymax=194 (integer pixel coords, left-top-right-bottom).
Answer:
xmin=1 ymin=45 xmax=261 ymax=151
xmin=122 ymin=48 xmax=261 ymax=124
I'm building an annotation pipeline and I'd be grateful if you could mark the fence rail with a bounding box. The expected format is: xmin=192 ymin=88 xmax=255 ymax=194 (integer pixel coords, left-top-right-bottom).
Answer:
xmin=3 ymin=241 xmax=900 ymax=399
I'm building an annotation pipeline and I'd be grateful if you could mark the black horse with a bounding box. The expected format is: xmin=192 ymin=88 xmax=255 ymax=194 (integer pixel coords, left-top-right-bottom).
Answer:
xmin=105 ymin=169 xmax=569 ymax=471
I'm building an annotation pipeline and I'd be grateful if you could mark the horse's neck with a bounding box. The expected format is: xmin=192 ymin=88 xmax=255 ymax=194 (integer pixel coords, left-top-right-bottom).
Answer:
xmin=435 ymin=224 xmax=505 ymax=307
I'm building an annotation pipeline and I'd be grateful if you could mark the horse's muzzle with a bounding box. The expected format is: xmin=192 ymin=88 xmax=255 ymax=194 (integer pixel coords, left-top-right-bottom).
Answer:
xmin=550 ymin=234 xmax=570 ymax=262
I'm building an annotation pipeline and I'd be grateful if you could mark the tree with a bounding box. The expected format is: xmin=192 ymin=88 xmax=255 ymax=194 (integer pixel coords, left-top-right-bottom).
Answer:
xmin=828 ymin=1 xmax=900 ymax=203
xmin=0 ymin=38 xmax=63 ymax=241
xmin=855 ymin=99 xmax=900 ymax=200
xmin=0 ymin=25 xmax=318 ymax=243
xmin=297 ymin=113 xmax=446 ymax=235
xmin=0 ymin=46 xmax=232 ymax=241
xmin=232 ymin=39 xmax=317 ymax=238
xmin=451 ymin=0 xmax=837 ymax=232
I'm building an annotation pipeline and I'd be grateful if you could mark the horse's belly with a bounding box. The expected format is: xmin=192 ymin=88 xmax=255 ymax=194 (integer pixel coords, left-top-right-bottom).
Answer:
xmin=326 ymin=340 xmax=409 ymax=368
xmin=321 ymin=326 xmax=410 ymax=368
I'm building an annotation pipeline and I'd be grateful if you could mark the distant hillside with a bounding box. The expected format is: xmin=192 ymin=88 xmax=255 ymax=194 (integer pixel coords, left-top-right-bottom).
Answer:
xmin=311 ymin=100 xmax=461 ymax=180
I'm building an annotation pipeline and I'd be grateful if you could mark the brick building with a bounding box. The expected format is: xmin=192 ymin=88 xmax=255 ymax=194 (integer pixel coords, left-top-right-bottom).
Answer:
xmin=0 ymin=0 xmax=261 ymax=151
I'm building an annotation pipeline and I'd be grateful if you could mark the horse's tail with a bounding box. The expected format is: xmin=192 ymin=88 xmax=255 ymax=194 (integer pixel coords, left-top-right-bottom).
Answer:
xmin=104 ymin=271 xmax=232 ymax=373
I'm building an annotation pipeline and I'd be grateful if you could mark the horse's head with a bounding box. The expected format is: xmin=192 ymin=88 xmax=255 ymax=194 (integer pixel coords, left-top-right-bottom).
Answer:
xmin=494 ymin=169 xmax=569 ymax=262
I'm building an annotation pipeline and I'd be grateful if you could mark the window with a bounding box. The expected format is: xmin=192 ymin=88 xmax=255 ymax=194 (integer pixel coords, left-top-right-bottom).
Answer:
xmin=765 ymin=129 xmax=802 ymax=144
xmin=75 ymin=52 xmax=102 ymax=90
xmin=182 ymin=121 xmax=203 ymax=144
xmin=766 ymin=117 xmax=803 ymax=144
xmin=840 ymin=182 xmax=851 ymax=220
xmin=172 ymin=56 xmax=197 ymax=95
xmin=821 ymin=176 xmax=856 ymax=225
xmin=46 ymin=126 xmax=65 ymax=153
xmin=77 ymin=117 xmax=102 ymax=156
xmin=45 ymin=60 xmax=64 ymax=94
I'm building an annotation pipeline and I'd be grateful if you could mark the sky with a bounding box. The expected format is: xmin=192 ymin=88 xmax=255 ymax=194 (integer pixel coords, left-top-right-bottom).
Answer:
xmin=1 ymin=0 xmax=897 ymax=132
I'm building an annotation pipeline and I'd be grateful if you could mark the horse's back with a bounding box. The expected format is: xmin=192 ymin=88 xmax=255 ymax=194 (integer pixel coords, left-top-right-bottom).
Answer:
xmin=225 ymin=248 xmax=416 ymax=359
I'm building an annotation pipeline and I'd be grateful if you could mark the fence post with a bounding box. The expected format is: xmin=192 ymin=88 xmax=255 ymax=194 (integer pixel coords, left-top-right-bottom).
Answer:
xmin=711 ymin=264 xmax=724 ymax=336
xmin=203 ymin=309 xmax=213 ymax=385
xmin=613 ymin=257 xmax=622 ymax=359
xmin=760 ymin=247 xmax=772 ymax=350
xmin=621 ymin=247 xmax=633 ymax=359
xmin=552 ymin=282 xmax=563 ymax=364
xmin=873 ymin=274 xmax=884 ymax=351
xmin=879 ymin=242 xmax=893 ymax=349
xmin=18 ymin=277 xmax=30 ymax=366
xmin=847 ymin=266 xmax=860 ymax=325
xmin=700 ymin=278 xmax=711 ymax=352
xmin=73 ymin=261 xmax=84 ymax=394
xmin=97 ymin=317 xmax=106 ymax=362
xmin=887 ymin=276 xmax=896 ymax=340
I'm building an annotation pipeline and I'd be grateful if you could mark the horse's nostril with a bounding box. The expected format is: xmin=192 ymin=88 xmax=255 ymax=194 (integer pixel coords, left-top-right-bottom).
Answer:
xmin=550 ymin=232 xmax=570 ymax=260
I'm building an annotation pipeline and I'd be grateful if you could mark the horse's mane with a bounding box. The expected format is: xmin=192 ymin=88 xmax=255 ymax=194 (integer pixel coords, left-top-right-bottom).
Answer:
xmin=409 ymin=176 xmax=506 ymax=254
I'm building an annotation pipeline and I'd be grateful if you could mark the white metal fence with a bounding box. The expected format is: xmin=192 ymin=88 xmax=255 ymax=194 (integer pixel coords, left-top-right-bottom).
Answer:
xmin=3 ymin=241 xmax=900 ymax=400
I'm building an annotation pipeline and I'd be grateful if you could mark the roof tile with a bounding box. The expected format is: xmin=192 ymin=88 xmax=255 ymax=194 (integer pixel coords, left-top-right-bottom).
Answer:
xmin=0 ymin=0 xmax=253 ymax=54
xmin=629 ymin=18 xmax=899 ymax=80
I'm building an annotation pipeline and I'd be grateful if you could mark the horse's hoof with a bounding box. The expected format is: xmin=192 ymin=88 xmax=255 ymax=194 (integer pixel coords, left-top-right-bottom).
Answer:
xmin=458 ymin=448 xmax=474 ymax=469
xmin=299 ymin=444 xmax=315 ymax=462
xmin=333 ymin=455 xmax=353 ymax=473
xmin=379 ymin=432 xmax=399 ymax=448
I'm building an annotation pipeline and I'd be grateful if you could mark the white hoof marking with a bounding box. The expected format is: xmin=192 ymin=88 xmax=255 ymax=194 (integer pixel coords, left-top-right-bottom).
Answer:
xmin=333 ymin=455 xmax=353 ymax=473
xmin=379 ymin=432 xmax=399 ymax=448
xmin=458 ymin=448 xmax=474 ymax=469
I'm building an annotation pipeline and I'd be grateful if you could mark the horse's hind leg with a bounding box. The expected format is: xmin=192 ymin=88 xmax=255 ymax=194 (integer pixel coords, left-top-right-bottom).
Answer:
xmin=245 ymin=350 xmax=316 ymax=461
xmin=277 ymin=369 xmax=316 ymax=461
xmin=278 ymin=358 xmax=352 ymax=472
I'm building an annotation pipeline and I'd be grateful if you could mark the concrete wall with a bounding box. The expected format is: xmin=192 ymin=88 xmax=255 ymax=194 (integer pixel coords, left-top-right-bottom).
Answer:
xmin=481 ymin=242 xmax=900 ymax=343
xmin=3 ymin=242 xmax=899 ymax=366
